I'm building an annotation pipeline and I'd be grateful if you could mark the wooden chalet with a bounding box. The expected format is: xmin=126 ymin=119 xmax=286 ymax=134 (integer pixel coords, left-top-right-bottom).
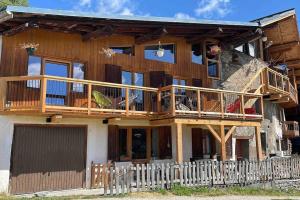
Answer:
xmin=0 ymin=6 xmax=298 ymax=194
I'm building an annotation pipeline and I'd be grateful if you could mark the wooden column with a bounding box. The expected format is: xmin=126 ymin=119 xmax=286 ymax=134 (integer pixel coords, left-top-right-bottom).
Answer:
xmin=220 ymin=125 xmax=226 ymax=161
xmin=255 ymin=126 xmax=263 ymax=161
xmin=40 ymin=77 xmax=47 ymax=113
xmin=175 ymin=123 xmax=183 ymax=163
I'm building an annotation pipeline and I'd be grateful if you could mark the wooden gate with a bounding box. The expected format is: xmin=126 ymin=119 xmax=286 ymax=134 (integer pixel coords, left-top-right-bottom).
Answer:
xmin=10 ymin=125 xmax=87 ymax=194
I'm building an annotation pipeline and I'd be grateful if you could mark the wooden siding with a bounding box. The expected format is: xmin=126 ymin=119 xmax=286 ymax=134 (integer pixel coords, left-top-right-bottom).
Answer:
xmin=0 ymin=29 xmax=211 ymax=87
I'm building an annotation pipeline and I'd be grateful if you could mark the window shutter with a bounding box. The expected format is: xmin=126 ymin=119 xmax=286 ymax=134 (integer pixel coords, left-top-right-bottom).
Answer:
xmin=105 ymin=64 xmax=122 ymax=84
xmin=149 ymin=71 xmax=165 ymax=88
xmin=107 ymin=125 xmax=119 ymax=162
xmin=165 ymin=74 xmax=173 ymax=86
xmin=192 ymin=78 xmax=202 ymax=87
xmin=158 ymin=126 xmax=172 ymax=159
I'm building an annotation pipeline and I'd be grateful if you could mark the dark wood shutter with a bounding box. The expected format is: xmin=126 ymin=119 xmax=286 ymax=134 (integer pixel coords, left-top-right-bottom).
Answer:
xmin=105 ymin=64 xmax=122 ymax=84
xmin=192 ymin=78 xmax=202 ymax=87
xmin=165 ymin=74 xmax=173 ymax=86
xmin=192 ymin=128 xmax=203 ymax=158
xmin=107 ymin=125 xmax=119 ymax=162
xmin=149 ymin=71 xmax=165 ymax=88
xmin=158 ymin=126 xmax=172 ymax=159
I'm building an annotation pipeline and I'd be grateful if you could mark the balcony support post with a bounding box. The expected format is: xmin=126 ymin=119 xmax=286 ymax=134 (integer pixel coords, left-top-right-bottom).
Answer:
xmin=175 ymin=123 xmax=183 ymax=163
xmin=88 ymin=83 xmax=92 ymax=115
xmin=40 ymin=77 xmax=47 ymax=113
xmin=255 ymin=125 xmax=263 ymax=161
xmin=220 ymin=125 xmax=226 ymax=161
xmin=0 ymin=79 xmax=7 ymax=111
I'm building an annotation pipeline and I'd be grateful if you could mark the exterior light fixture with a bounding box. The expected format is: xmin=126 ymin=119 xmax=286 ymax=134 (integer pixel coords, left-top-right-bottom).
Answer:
xmin=262 ymin=36 xmax=268 ymax=42
xmin=156 ymin=41 xmax=164 ymax=57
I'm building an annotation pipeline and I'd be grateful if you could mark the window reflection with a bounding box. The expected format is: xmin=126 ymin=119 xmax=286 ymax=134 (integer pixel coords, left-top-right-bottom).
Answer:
xmin=27 ymin=56 xmax=41 ymax=88
xmin=144 ymin=44 xmax=175 ymax=63
xmin=72 ymin=63 xmax=85 ymax=92
xmin=192 ymin=44 xmax=203 ymax=64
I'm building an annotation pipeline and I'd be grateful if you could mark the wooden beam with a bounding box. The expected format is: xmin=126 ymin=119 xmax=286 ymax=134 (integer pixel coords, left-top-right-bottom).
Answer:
xmin=269 ymin=41 xmax=300 ymax=53
xmin=264 ymin=94 xmax=282 ymax=100
xmin=135 ymin=27 xmax=168 ymax=44
xmin=50 ymin=114 xmax=63 ymax=123
xmin=82 ymin=25 xmax=114 ymax=41
xmin=226 ymin=28 xmax=263 ymax=47
xmin=186 ymin=27 xmax=223 ymax=44
xmin=274 ymin=97 xmax=290 ymax=103
xmin=150 ymin=118 xmax=262 ymax=127
xmin=225 ymin=126 xmax=236 ymax=142
xmin=220 ymin=125 xmax=226 ymax=161
xmin=255 ymin=126 xmax=263 ymax=161
xmin=2 ymin=22 xmax=31 ymax=36
xmin=206 ymin=125 xmax=221 ymax=143
xmin=176 ymin=123 xmax=183 ymax=163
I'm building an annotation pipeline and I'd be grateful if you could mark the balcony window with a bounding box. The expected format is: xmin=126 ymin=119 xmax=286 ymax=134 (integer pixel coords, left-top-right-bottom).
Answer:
xmin=144 ymin=44 xmax=176 ymax=64
xmin=27 ymin=55 xmax=41 ymax=88
xmin=208 ymin=60 xmax=219 ymax=78
xmin=72 ymin=63 xmax=85 ymax=92
xmin=192 ymin=43 xmax=203 ymax=64
xmin=173 ymin=78 xmax=186 ymax=95
xmin=111 ymin=46 xmax=134 ymax=56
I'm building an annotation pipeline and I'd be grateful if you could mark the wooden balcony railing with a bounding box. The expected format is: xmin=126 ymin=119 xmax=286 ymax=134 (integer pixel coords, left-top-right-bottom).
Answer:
xmin=283 ymin=121 xmax=299 ymax=138
xmin=159 ymin=85 xmax=263 ymax=119
xmin=0 ymin=75 xmax=264 ymax=120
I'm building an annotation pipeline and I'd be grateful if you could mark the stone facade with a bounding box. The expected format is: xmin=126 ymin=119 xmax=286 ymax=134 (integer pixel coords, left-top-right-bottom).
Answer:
xmin=219 ymin=49 xmax=284 ymax=160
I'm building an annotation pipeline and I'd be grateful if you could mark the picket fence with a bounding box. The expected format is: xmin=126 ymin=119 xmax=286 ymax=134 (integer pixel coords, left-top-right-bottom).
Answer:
xmin=91 ymin=157 xmax=300 ymax=195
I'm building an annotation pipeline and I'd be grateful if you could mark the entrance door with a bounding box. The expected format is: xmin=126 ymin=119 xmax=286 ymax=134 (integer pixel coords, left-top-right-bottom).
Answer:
xmin=236 ymin=139 xmax=249 ymax=160
xmin=44 ymin=61 xmax=70 ymax=106
xmin=10 ymin=125 xmax=87 ymax=194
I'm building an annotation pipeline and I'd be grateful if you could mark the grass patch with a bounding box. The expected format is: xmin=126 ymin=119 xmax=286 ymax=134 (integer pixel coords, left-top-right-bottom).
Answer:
xmin=168 ymin=185 xmax=300 ymax=197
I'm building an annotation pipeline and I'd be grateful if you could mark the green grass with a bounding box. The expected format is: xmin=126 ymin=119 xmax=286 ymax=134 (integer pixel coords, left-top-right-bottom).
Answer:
xmin=168 ymin=185 xmax=300 ymax=197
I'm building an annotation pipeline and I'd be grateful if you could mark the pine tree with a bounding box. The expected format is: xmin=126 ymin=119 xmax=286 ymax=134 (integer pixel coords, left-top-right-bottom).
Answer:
xmin=0 ymin=0 xmax=29 ymax=8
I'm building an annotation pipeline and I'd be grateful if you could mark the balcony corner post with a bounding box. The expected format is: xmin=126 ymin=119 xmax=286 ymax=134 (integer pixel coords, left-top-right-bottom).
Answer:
xmin=88 ymin=83 xmax=92 ymax=115
xmin=40 ymin=77 xmax=47 ymax=113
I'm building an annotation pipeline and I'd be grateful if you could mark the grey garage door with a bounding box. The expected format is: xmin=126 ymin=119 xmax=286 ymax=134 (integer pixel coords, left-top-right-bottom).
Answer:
xmin=10 ymin=125 xmax=87 ymax=194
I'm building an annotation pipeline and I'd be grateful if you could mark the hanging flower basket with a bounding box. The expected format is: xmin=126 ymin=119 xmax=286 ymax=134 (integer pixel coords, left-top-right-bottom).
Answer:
xmin=20 ymin=43 xmax=39 ymax=55
xmin=209 ymin=45 xmax=221 ymax=56
xmin=99 ymin=48 xmax=116 ymax=58
xmin=156 ymin=41 xmax=165 ymax=57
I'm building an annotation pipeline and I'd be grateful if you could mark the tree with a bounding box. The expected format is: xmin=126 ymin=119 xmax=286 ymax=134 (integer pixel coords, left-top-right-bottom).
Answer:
xmin=0 ymin=0 xmax=29 ymax=7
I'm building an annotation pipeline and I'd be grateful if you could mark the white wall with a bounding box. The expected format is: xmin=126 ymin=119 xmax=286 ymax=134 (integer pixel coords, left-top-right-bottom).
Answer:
xmin=0 ymin=115 xmax=108 ymax=193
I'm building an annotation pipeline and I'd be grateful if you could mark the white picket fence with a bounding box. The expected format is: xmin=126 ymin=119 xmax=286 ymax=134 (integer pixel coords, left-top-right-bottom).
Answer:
xmin=91 ymin=157 xmax=300 ymax=195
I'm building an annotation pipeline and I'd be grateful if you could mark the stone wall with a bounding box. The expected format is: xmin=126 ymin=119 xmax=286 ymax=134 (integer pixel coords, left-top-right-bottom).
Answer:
xmin=219 ymin=49 xmax=284 ymax=159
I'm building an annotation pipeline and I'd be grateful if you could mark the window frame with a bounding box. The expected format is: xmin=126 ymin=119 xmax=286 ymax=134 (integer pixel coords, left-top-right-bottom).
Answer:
xmin=110 ymin=45 xmax=135 ymax=56
xmin=26 ymin=55 xmax=87 ymax=92
xmin=205 ymin=40 xmax=221 ymax=80
xmin=144 ymin=43 xmax=177 ymax=64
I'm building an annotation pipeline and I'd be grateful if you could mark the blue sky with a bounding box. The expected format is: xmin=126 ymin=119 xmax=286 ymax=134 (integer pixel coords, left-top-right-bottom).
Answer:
xmin=28 ymin=0 xmax=300 ymax=24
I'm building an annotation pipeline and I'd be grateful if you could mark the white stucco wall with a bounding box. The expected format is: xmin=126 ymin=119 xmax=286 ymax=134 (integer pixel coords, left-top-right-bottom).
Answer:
xmin=0 ymin=115 xmax=108 ymax=193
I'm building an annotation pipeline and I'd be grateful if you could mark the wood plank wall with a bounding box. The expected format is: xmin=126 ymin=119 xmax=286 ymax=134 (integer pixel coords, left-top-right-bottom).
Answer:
xmin=0 ymin=28 xmax=212 ymax=88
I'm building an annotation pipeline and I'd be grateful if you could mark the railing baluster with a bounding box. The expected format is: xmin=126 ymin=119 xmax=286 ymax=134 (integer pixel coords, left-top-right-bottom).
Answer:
xmin=220 ymin=92 xmax=224 ymax=118
xmin=125 ymin=87 xmax=129 ymax=116
xmin=241 ymin=94 xmax=245 ymax=119
xmin=197 ymin=90 xmax=201 ymax=117
xmin=171 ymin=86 xmax=176 ymax=116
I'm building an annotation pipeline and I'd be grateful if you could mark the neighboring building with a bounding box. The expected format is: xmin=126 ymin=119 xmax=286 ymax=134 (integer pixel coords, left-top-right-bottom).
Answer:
xmin=0 ymin=6 xmax=298 ymax=194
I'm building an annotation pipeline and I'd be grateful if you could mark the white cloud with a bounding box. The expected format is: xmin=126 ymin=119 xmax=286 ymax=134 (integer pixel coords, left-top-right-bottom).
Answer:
xmin=195 ymin=0 xmax=231 ymax=18
xmin=75 ymin=0 xmax=135 ymax=16
xmin=79 ymin=0 xmax=91 ymax=7
xmin=174 ymin=12 xmax=195 ymax=20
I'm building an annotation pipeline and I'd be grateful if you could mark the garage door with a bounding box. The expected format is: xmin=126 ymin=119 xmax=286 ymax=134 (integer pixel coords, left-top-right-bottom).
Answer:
xmin=10 ymin=125 xmax=87 ymax=194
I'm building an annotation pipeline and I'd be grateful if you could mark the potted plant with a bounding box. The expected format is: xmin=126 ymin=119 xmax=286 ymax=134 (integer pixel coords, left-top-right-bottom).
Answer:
xmin=20 ymin=43 xmax=39 ymax=55
xmin=99 ymin=47 xmax=116 ymax=58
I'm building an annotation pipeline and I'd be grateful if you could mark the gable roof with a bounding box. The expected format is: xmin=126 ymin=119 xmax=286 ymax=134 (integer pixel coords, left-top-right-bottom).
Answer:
xmin=1 ymin=6 xmax=258 ymax=27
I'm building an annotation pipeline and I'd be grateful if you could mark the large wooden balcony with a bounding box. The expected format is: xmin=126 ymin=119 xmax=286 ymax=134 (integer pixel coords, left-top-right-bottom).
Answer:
xmin=264 ymin=68 xmax=298 ymax=107
xmin=282 ymin=121 xmax=299 ymax=138
xmin=0 ymin=75 xmax=264 ymax=121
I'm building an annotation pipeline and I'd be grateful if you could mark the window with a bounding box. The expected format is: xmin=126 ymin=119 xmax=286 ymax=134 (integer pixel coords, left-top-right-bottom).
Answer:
xmin=248 ymin=41 xmax=258 ymax=58
xmin=173 ymin=78 xmax=186 ymax=95
xmin=27 ymin=55 xmax=42 ymax=88
xmin=111 ymin=46 xmax=134 ymax=56
xmin=261 ymin=132 xmax=267 ymax=154
xmin=192 ymin=43 xmax=203 ymax=64
xmin=144 ymin=44 xmax=176 ymax=64
xmin=208 ymin=60 xmax=219 ymax=78
xmin=122 ymin=71 xmax=144 ymax=110
xmin=206 ymin=42 xmax=221 ymax=79
xmin=72 ymin=62 xmax=85 ymax=92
